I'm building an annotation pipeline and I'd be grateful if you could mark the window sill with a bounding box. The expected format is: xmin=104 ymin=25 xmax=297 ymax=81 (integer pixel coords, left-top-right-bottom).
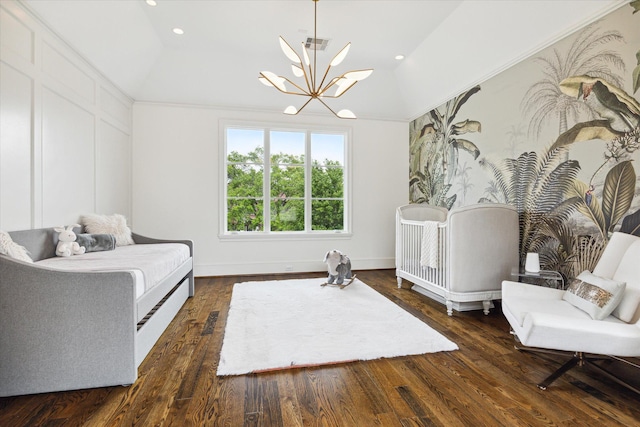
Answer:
xmin=219 ymin=231 xmax=352 ymax=242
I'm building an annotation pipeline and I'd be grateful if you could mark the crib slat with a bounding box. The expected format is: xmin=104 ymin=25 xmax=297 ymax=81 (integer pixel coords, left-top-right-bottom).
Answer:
xmin=397 ymin=218 xmax=447 ymax=290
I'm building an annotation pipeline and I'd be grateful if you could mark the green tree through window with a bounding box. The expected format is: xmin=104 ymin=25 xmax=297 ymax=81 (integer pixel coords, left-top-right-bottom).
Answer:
xmin=225 ymin=126 xmax=346 ymax=233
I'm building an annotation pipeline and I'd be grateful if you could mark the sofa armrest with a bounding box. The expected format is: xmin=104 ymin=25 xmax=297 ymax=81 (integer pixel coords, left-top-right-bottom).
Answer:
xmin=0 ymin=255 xmax=138 ymax=396
xmin=132 ymin=232 xmax=194 ymax=257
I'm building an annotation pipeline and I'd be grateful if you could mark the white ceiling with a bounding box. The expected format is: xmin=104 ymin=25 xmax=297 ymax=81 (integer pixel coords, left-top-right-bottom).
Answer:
xmin=21 ymin=0 xmax=627 ymax=121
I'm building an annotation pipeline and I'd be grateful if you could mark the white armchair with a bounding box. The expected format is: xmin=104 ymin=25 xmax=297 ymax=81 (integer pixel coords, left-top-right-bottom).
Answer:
xmin=502 ymin=232 xmax=640 ymax=393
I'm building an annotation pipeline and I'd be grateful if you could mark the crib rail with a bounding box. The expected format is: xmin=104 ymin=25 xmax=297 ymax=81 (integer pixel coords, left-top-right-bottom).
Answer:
xmin=395 ymin=218 xmax=447 ymax=290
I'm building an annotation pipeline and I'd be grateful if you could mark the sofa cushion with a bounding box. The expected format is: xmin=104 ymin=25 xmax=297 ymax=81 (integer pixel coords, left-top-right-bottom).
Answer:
xmin=36 ymin=243 xmax=190 ymax=296
xmin=81 ymin=213 xmax=135 ymax=246
xmin=562 ymin=270 xmax=626 ymax=320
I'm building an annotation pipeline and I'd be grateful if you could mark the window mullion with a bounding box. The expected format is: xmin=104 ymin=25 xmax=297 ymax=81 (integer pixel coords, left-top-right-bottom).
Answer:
xmin=264 ymin=129 xmax=271 ymax=232
xmin=305 ymin=130 xmax=312 ymax=231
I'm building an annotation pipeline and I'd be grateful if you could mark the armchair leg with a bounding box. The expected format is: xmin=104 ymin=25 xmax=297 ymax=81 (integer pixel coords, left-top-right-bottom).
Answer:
xmin=537 ymin=355 xmax=580 ymax=390
xmin=585 ymin=359 xmax=640 ymax=395
xmin=513 ymin=340 xmax=640 ymax=395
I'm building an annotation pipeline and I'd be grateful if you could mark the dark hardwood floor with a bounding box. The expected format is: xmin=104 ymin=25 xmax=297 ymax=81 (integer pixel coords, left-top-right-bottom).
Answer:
xmin=1 ymin=269 xmax=639 ymax=426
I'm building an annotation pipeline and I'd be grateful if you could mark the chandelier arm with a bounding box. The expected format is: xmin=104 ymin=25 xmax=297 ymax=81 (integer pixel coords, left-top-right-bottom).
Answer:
xmin=305 ymin=65 xmax=315 ymax=94
xmin=296 ymin=97 xmax=314 ymax=114
xmin=327 ymin=81 xmax=358 ymax=98
xmin=280 ymin=76 xmax=312 ymax=96
xmin=279 ymin=37 xmax=303 ymax=65
xmin=317 ymin=77 xmax=340 ymax=97
xmin=297 ymin=57 xmax=315 ymax=96
xmin=315 ymin=65 xmax=334 ymax=96
xmin=259 ymin=72 xmax=287 ymax=94
xmin=316 ymin=97 xmax=341 ymax=118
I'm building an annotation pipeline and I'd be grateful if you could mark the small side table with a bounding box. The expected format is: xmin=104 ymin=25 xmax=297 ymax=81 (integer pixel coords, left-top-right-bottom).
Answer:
xmin=512 ymin=269 xmax=565 ymax=289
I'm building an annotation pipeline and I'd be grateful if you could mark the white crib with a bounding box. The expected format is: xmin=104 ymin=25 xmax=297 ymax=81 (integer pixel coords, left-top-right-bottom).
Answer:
xmin=396 ymin=203 xmax=519 ymax=315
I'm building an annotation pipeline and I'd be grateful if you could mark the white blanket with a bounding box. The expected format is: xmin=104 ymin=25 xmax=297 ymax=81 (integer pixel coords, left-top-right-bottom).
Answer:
xmin=420 ymin=221 xmax=441 ymax=269
xmin=36 ymin=243 xmax=190 ymax=299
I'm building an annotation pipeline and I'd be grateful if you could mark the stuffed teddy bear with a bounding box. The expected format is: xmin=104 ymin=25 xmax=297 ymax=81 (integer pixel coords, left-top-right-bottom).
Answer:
xmin=54 ymin=224 xmax=86 ymax=257
xmin=322 ymin=249 xmax=355 ymax=288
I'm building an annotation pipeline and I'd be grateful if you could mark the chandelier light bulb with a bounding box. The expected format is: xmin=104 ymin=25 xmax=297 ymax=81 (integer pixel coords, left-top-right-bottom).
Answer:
xmin=337 ymin=109 xmax=356 ymax=119
xmin=330 ymin=43 xmax=351 ymax=67
xmin=291 ymin=64 xmax=304 ymax=78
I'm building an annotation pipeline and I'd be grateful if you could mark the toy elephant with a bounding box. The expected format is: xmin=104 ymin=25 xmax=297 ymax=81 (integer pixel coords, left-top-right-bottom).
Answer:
xmin=322 ymin=249 xmax=355 ymax=288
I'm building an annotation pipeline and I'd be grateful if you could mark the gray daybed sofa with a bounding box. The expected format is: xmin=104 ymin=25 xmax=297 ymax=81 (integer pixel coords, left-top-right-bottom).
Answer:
xmin=0 ymin=227 xmax=194 ymax=397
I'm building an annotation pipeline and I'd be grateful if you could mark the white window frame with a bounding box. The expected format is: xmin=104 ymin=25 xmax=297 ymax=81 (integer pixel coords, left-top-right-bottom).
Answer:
xmin=219 ymin=120 xmax=352 ymax=240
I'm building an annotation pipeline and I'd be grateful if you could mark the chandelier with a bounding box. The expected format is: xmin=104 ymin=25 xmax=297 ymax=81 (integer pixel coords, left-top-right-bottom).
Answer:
xmin=258 ymin=0 xmax=373 ymax=119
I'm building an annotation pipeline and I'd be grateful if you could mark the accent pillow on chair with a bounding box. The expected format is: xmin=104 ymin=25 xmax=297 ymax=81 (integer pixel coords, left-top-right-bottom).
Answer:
xmin=562 ymin=270 xmax=626 ymax=320
xmin=80 ymin=214 xmax=135 ymax=246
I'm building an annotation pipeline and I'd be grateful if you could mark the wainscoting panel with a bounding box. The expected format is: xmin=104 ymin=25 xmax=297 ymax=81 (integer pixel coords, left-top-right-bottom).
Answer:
xmin=96 ymin=120 xmax=131 ymax=216
xmin=41 ymin=88 xmax=95 ymax=227
xmin=0 ymin=0 xmax=133 ymax=231
xmin=0 ymin=62 xmax=32 ymax=230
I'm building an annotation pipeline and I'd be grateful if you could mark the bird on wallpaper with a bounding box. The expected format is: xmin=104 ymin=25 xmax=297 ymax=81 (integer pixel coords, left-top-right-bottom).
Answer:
xmin=585 ymin=184 xmax=595 ymax=206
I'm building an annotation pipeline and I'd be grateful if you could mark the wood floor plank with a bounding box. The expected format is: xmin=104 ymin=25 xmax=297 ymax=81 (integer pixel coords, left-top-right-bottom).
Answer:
xmin=365 ymin=358 xmax=426 ymax=421
xmin=2 ymin=269 xmax=640 ymax=426
xmin=269 ymin=371 xmax=306 ymax=427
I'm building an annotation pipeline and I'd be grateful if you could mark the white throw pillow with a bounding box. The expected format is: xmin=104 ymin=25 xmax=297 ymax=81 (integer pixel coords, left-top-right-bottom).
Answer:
xmin=80 ymin=213 xmax=135 ymax=246
xmin=563 ymin=270 xmax=626 ymax=320
xmin=612 ymin=287 xmax=640 ymax=323
xmin=0 ymin=230 xmax=33 ymax=263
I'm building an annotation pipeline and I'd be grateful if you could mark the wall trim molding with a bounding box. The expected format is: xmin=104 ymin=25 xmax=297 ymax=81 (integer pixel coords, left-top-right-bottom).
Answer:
xmin=194 ymin=257 xmax=396 ymax=278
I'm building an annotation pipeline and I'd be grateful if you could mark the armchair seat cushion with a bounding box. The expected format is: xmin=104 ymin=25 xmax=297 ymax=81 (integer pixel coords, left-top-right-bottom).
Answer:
xmin=505 ymin=293 xmax=591 ymax=327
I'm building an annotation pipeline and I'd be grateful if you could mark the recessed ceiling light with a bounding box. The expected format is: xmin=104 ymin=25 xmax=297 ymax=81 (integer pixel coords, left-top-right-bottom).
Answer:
xmin=395 ymin=55 xmax=405 ymax=60
xmin=173 ymin=28 xmax=184 ymax=35
xmin=145 ymin=0 xmax=157 ymax=6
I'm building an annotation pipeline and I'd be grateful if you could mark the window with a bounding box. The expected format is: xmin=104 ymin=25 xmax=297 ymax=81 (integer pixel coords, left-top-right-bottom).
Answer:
xmin=223 ymin=123 xmax=349 ymax=236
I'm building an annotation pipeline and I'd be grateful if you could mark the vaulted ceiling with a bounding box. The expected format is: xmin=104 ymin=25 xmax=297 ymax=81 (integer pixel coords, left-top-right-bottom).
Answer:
xmin=22 ymin=0 xmax=627 ymax=121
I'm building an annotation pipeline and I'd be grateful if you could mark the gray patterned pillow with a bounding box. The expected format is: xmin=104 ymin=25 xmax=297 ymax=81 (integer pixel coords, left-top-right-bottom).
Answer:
xmin=563 ymin=270 xmax=626 ymax=320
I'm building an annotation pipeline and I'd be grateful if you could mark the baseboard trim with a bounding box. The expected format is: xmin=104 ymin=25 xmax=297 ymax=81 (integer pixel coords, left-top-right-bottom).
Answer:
xmin=194 ymin=258 xmax=395 ymax=277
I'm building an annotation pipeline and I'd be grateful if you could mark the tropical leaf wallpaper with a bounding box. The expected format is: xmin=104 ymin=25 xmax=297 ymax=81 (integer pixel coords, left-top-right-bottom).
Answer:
xmin=409 ymin=2 xmax=640 ymax=280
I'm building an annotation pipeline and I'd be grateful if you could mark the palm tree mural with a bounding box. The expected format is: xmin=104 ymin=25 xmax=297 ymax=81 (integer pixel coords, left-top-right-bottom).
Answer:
xmin=521 ymin=24 xmax=625 ymax=142
xmin=633 ymin=0 xmax=640 ymax=94
xmin=408 ymin=3 xmax=638 ymax=281
xmin=505 ymin=124 xmax=526 ymax=159
xmin=409 ymin=86 xmax=482 ymax=209
xmin=479 ymin=146 xmax=582 ymax=278
xmin=501 ymin=17 xmax=636 ymax=279
xmin=484 ymin=75 xmax=640 ymax=279
xmin=455 ymin=161 xmax=474 ymax=206
xmin=553 ymin=76 xmax=640 ymax=241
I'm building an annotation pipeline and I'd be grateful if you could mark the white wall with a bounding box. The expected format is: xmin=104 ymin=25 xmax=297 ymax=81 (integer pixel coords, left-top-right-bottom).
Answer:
xmin=396 ymin=0 xmax=626 ymax=120
xmin=0 ymin=0 xmax=133 ymax=231
xmin=133 ymin=103 xmax=408 ymax=276
xmin=2 ymin=0 xmax=407 ymax=276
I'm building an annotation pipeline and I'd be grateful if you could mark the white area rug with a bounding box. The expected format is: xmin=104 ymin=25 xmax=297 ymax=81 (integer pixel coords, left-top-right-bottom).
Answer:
xmin=216 ymin=278 xmax=458 ymax=375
